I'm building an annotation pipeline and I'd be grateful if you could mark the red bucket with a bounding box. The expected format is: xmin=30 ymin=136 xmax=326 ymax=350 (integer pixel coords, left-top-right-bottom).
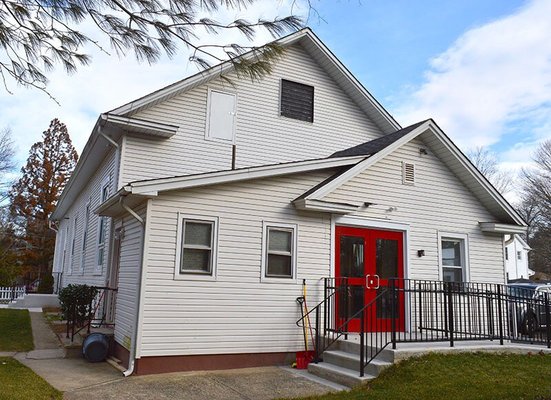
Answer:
xmin=295 ymin=350 xmax=315 ymax=369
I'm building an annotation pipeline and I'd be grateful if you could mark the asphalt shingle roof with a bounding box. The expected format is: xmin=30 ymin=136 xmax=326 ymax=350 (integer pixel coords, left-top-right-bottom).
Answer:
xmin=329 ymin=120 xmax=429 ymax=158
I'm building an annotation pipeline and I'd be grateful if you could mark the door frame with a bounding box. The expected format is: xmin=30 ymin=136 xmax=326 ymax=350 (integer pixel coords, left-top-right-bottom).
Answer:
xmin=331 ymin=215 xmax=411 ymax=332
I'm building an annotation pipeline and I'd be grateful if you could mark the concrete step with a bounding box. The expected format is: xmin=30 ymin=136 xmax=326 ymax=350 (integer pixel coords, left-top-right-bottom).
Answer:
xmin=331 ymin=340 xmax=395 ymax=363
xmin=322 ymin=350 xmax=392 ymax=376
xmin=308 ymin=362 xmax=376 ymax=388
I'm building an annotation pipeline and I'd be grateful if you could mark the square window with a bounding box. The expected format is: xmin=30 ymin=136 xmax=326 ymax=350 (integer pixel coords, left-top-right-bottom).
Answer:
xmin=280 ymin=80 xmax=314 ymax=122
xmin=180 ymin=219 xmax=215 ymax=275
xmin=263 ymin=223 xmax=297 ymax=280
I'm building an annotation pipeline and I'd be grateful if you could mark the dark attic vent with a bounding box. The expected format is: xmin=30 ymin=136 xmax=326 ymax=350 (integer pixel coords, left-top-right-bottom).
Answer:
xmin=280 ymin=79 xmax=314 ymax=123
xmin=402 ymin=162 xmax=415 ymax=185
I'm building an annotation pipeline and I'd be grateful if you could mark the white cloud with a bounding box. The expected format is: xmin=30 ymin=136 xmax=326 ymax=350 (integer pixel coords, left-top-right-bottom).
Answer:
xmin=396 ymin=0 xmax=551 ymax=150
xmin=0 ymin=0 xmax=308 ymax=167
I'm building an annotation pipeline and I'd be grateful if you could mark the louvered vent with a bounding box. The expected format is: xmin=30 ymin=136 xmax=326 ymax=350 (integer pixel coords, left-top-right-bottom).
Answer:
xmin=280 ymin=79 xmax=314 ymax=122
xmin=402 ymin=162 xmax=415 ymax=185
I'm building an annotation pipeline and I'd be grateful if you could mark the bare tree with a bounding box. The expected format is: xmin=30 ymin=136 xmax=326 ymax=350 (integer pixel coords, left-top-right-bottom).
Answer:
xmin=0 ymin=0 xmax=305 ymax=99
xmin=0 ymin=128 xmax=15 ymax=199
xmin=466 ymin=146 xmax=514 ymax=195
xmin=520 ymin=139 xmax=551 ymax=273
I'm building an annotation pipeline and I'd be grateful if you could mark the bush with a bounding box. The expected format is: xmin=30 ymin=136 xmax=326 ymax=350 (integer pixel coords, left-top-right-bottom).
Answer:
xmin=58 ymin=284 xmax=98 ymax=326
xmin=37 ymin=274 xmax=54 ymax=294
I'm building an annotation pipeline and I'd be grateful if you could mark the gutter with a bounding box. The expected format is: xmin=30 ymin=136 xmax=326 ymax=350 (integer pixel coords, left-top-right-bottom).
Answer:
xmin=119 ymin=196 xmax=148 ymax=377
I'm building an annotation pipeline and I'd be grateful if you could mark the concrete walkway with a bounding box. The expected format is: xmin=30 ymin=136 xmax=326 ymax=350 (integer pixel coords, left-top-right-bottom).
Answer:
xmin=62 ymin=366 xmax=339 ymax=400
xmin=13 ymin=309 xmax=340 ymax=400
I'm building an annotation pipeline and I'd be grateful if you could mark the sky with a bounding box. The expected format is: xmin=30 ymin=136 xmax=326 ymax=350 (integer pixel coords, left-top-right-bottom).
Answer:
xmin=1 ymin=0 xmax=550 ymax=202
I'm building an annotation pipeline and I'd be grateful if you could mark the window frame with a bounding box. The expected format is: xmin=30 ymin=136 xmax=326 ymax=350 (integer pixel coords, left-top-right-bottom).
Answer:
xmin=261 ymin=221 xmax=298 ymax=283
xmin=174 ymin=213 xmax=219 ymax=281
xmin=79 ymin=198 xmax=91 ymax=274
xmin=517 ymin=251 xmax=522 ymax=261
xmin=68 ymin=214 xmax=78 ymax=275
xmin=205 ymin=87 xmax=237 ymax=144
xmin=279 ymin=79 xmax=315 ymax=123
xmin=438 ymin=232 xmax=469 ymax=283
xmin=95 ymin=177 xmax=110 ymax=275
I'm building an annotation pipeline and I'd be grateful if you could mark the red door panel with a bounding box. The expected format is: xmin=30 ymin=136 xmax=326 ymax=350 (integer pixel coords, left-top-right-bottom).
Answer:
xmin=335 ymin=226 xmax=404 ymax=333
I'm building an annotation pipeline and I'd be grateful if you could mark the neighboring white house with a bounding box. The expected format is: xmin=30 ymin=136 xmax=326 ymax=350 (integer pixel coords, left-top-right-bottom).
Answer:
xmin=51 ymin=28 xmax=527 ymax=375
xmin=505 ymin=234 xmax=533 ymax=281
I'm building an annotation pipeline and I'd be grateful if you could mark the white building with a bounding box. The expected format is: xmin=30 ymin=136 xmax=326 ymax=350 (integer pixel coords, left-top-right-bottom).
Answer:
xmin=505 ymin=234 xmax=533 ymax=281
xmin=50 ymin=28 xmax=526 ymax=376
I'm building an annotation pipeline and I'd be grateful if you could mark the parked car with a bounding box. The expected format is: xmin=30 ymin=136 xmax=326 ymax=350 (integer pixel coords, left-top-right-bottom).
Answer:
xmin=507 ymin=282 xmax=551 ymax=337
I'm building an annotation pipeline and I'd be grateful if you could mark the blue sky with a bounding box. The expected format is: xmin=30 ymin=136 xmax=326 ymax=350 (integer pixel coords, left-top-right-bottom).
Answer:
xmin=1 ymin=0 xmax=550 ymax=201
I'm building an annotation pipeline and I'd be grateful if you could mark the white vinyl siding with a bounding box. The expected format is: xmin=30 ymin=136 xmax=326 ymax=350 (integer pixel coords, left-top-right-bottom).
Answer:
xmin=60 ymin=149 xmax=117 ymax=288
xmin=323 ymin=137 xmax=505 ymax=284
xmin=138 ymin=171 xmax=331 ymax=357
xmin=120 ymin=44 xmax=384 ymax=184
xmin=113 ymin=205 xmax=146 ymax=350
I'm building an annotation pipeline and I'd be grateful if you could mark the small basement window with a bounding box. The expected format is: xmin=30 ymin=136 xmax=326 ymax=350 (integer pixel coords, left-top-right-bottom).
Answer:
xmin=177 ymin=216 xmax=219 ymax=278
xmin=280 ymin=79 xmax=314 ymax=122
xmin=262 ymin=222 xmax=297 ymax=281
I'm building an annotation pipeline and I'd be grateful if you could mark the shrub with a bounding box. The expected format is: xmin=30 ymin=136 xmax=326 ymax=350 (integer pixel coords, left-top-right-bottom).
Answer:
xmin=37 ymin=274 xmax=54 ymax=294
xmin=58 ymin=284 xmax=98 ymax=326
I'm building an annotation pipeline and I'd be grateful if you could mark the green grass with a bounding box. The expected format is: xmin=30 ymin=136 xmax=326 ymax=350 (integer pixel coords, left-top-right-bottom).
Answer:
xmin=295 ymin=352 xmax=551 ymax=400
xmin=0 ymin=357 xmax=61 ymax=400
xmin=0 ymin=309 xmax=34 ymax=351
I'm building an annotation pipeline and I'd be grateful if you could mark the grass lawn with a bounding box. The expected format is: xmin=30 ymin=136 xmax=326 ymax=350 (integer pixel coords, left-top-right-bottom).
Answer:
xmin=0 ymin=309 xmax=34 ymax=352
xmin=0 ymin=357 xmax=61 ymax=400
xmin=295 ymin=352 xmax=551 ymax=400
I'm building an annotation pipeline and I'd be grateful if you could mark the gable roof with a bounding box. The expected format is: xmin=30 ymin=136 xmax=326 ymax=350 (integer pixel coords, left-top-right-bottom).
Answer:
xmin=330 ymin=120 xmax=429 ymax=158
xmin=294 ymin=119 xmax=527 ymax=228
xmin=96 ymin=118 xmax=526 ymax=232
xmin=96 ymin=154 xmax=367 ymax=216
xmin=109 ymin=28 xmax=400 ymax=135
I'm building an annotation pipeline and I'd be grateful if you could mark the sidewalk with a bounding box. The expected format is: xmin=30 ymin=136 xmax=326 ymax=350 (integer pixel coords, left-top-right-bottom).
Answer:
xmin=15 ymin=309 xmax=340 ymax=399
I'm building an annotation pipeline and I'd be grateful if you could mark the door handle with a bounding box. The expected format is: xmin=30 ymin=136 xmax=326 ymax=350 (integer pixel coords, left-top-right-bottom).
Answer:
xmin=366 ymin=274 xmax=380 ymax=289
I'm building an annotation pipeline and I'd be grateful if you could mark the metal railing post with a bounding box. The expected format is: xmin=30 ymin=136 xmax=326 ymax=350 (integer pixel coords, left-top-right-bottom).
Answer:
xmin=324 ymin=278 xmax=328 ymax=337
xmin=315 ymin=306 xmax=321 ymax=363
xmin=344 ymin=279 xmax=349 ymax=340
xmin=360 ymin=307 xmax=365 ymax=377
xmin=546 ymin=292 xmax=551 ymax=349
xmin=446 ymin=282 xmax=454 ymax=347
xmin=391 ymin=279 xmax=397 ymax=350
xmin=497 ymin=285 xmax=504 ymax=346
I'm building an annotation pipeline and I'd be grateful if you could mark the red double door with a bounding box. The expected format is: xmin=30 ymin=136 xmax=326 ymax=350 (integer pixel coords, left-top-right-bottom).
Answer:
xmin=335 ymin=226 xmax=405 ymax=332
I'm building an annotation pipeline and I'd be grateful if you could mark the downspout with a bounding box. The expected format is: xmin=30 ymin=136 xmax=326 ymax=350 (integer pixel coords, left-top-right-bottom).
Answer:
xmin=119 ymin=196 xmax=146 ymax=377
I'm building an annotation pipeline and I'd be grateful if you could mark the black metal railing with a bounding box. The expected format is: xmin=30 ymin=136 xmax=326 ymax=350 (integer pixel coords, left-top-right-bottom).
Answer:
xmin=297 ymin=278 xmax=551 ymax=377
xmin=66 ymin=286 xmax=117 ymax=342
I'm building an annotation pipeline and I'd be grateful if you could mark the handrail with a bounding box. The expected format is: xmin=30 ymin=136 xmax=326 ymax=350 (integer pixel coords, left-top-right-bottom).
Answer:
xmin=66 ymin=286 xmax=118 ymax=342
xmin=296 ymin=277 xmax=551 ymax=377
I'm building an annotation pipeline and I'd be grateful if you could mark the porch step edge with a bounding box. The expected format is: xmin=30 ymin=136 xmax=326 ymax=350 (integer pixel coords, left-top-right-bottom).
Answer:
xmin=308 ymin=362 xmax=375 ymax=388
xmin=323 ymin=350 xmax=392 ymax=375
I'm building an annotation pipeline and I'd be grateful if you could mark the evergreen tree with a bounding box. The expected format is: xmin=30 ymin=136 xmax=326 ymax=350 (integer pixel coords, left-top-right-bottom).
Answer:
xmin=9 ymin=119 xmax=78 ymax=278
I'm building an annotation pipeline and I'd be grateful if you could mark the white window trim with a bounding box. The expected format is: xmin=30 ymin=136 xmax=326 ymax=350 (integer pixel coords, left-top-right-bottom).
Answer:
xmin=438 ymin=231 xmax=470 ymax=282
xmin=95 ymin=177 xmax=111 ymax=275
xmin=69 ymin=214 xmax=78 ymax=275
xmin=174 ymin=213 xmax=219 ymax=281
xmin=261 ymin=221 xmax=298 ymax=283
xmin=79 ymin=198 xmax=91 ymax=275
xmin=204 ymin=87 xmax=237 ymax=144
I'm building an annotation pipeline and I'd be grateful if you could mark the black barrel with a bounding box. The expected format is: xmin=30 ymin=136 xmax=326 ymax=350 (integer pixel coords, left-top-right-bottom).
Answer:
xmin=82 ymin=333 xmax=109 ymax=362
